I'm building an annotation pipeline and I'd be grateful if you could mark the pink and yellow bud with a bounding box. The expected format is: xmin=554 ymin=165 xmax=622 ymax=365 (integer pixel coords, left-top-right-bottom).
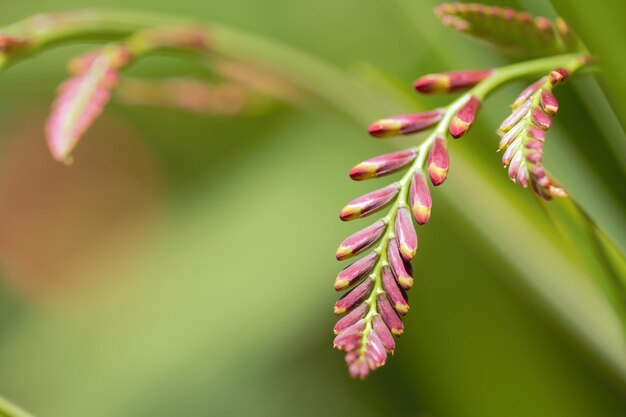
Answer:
xmin=535 ymin=17 xmax=553 ymax=36
xmin=381 ymin=266 xmax=410 ymax=315
xmin=499 ymin=99 xmax=531 ymax=133
xmin=377 ymin=293 xmax=404 ymax=336
xmin=502 ymin=137 xmax=521 ymax=167
xmin=336 ymin=220 xmax=386 ymax=261
xmin=508 ymin=150 xmax=523 ymax=183
xmin=555 ymin=17 xmax=575 ymax=47
xmin=449 ymin=95 xmax=481 ymax=138
xmin=340 ymin=184 xmax=399 ymax=221
xmin=525 ymin=150 xmax=543 ymax=164
xmin=365 ymin=332 xmax=387 ymax=366
xmin=334 ymin=278 xmax=372 ymax=315
xmin=334 ymin=302 xmax=368 ymax=334
xmin=335 ymin=251 xmax=379 ymax=290
xmin=410 ymin=172 xmax=432 ymax=225
xmin=395 ymin=207 xmax=418 ymax=261
xmin=512 ymin=78 xmax=545 ymax=108
xmin=540 ymin=89 xmax=558 ymax=116
xmin=372 ymin=315 xmax=396 ymax=353
xmin=549 ymin=68 xmax=568 ymax=86
xmin=387 ymin=239 xmax=414 ymax=290
xmin=427 ymin=137 xmax=450 ymax=186
xmin=347 ymin=357 xmax=370 ymax=379
xmin=498 ymin=121 xmax=524 ymax=151
xmin=531 ymin=107 xmax=552 ymax=130
xmin=349 ymin=149 xmax=417 ymax=180
xmin=333 ymin=319 xmax=365 ymax=351
xmin=526 ymin=125 xmax=546 ymax=141
xmin=516 ymin=165 xmax=530 ymax=187
xmin=413 ymin=70 xmax=493 ymax=94
xmin=368 ymin=110 xmax=444 ymax=138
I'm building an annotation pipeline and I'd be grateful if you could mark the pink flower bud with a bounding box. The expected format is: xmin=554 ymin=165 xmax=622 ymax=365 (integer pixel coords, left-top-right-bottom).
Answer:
xmin=372 ymin=315 xmax=396 ymax=353
xmin=363 ymin=331 xmax=387 ymax=369
xmin=549 ymin=68 xmax=568 ymax=86
xmin=413 ymin=70 xmax=493 ymax=94
xmin=526 ymin=150 xmax=543 ymax=164
xmin=410 ymin=172 xmax=432 ymax=225
xmin=427 ymin=137 xmax=450 ymax=186
xmin=527 ymin=125 xmax=546 ymax=141
xmin=535 ymin=17 xmax=553 ymax=36
xmin=333 ymin=319 xmax=365 ymax=350
xmin=340 ymin=184 xmax=399 ymax=221
xmin=540 ymin=89 xmax=559 ymax=116
xmin=498 ymin=121 xmax=524 ymax=151
xmin=395 ymin=207 xmax=418 ymax=260
xmin=334 ymin=302 xmax=368 ymax=334
xmin=555 ymin=17 xmax=574 ymax=47
xmin=531 ymin=107 xmax=552 ymax=130
xmin=368 ymin=110 xmax=444 ymax=138
xmin=387 ymin=239 xmax=413 ymax=290
xmin=525 ymin=139 xmax=544 ymax=150
xmin=516 ymin=165 xmax=529 ymax=187
xmin=512 ymin=78 xmax=545 ymax=108
xmin=334 ymin=278 xmax=372 ymax=315
xmin=336 ymin=220 xmax=387 ymax=261
xmin=499 ymin=99 xmax=531 ymax=133
xmin=377 ymin=293 xmax=404 ymax=336
xmin=449 ymin=95 xmax=481 ymax=138
xmin=348 ymin=357 xmax=370 ymax=379
xmin=349 ymin=149 xmax=417 ymax=181
xmin=502 ymin=137 xmax=521 ymax=167
xmin=508 ymin=150 xmax=523 ymax=183
xmin=335 ymin=251 xmax=379 ymax=290
xmin=381 ymin=266 xmax=409 ymax=315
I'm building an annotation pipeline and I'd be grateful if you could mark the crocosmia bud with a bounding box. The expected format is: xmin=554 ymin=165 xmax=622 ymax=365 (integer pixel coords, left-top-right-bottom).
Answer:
xmin=414 ymin=70 xmax=493 ymax=94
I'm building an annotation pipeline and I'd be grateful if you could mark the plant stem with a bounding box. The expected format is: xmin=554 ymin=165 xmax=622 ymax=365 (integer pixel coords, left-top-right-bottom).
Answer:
xmin=0 ymin=396 xmax=34 ymax=417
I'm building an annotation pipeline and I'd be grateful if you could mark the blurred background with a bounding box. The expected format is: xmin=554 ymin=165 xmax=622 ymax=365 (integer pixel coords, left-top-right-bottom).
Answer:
xmin=0 ymin=1 xmax=624 ymax=416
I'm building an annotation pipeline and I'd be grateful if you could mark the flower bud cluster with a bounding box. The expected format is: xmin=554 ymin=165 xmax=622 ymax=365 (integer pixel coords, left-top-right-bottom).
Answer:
xmin=497 ymin=69 xmax=569 ymax=199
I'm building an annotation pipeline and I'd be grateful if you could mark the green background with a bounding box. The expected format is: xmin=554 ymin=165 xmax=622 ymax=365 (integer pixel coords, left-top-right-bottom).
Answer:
xmin=0 ymin=1 xmax=624 ymax=416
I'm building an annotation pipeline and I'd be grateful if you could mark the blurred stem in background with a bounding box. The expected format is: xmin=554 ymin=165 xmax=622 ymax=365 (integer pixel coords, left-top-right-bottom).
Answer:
xmin=0 ymin=396 xmax=33 ymax=417
xmin=0 ymin=5 xmax=624 ymax=415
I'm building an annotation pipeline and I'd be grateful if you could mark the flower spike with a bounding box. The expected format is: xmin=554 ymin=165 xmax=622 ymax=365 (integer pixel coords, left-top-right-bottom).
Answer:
xmin=497 ymin=70 xmax=572 ymax=199
xmin=333 ymin=5 xmax=590 ymax=379
xmin=434 ymin=3 xmax=579 ymax=57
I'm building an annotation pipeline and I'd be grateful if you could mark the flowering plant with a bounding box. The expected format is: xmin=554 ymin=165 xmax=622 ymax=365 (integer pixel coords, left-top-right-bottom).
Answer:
xmin=0 ymin=4 xmax=623 ymax=414
xmin=332 ymin=4 xmax=607 ymax=377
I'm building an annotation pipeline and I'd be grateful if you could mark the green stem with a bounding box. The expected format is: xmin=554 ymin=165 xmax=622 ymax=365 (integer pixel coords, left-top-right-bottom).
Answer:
xmin=0 ymin=396 xmax=34 ymax=417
